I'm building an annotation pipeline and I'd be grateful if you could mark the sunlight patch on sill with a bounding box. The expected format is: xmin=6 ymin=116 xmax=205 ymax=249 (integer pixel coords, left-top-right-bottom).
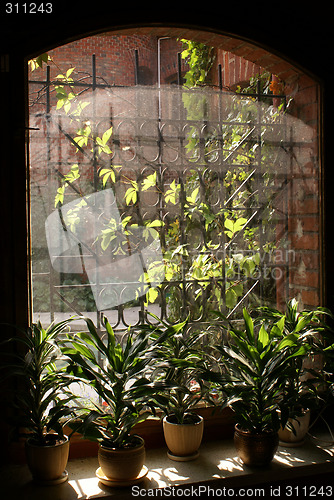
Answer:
xmin=217 ymin=457 xmax=244 ymax=473
xmin=71 ymin=477 xmax=99 ymax=499
xmin=148 ymin=467 xmax=190 ymax=488
xmin=274 ymin=453 xmax=309 ymax=467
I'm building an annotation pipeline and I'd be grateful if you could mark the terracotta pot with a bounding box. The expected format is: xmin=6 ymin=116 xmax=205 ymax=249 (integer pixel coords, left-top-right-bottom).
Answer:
xmin=98 ymin=436 xmax=145 ymax=480
xmin=163 ymin=414 xmax=204 ymax=460
xmin=278 ymin=410 xmax=310 ymax=447
xmin=25 ymin=434 xmax=69 ymax=484
xmin=234 ymin=425 xmax=278 ymax=467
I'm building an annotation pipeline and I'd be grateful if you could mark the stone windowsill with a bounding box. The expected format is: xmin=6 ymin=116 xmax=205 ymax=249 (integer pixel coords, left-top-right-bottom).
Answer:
xmin=3 ymin=432 xmax=334 ymax=500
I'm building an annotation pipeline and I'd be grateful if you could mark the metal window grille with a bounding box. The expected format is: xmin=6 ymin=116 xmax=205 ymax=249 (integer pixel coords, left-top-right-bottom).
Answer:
xmin=29 ymin=52 xmax=291 ymax=339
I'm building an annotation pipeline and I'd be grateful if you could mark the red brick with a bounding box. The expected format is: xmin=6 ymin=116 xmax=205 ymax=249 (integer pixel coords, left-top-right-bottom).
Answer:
xmin=290 ymin=269 xmax=319 ymax=288
xmin=301 ymin=289 xmax=320 ymax=308
xmin=289 ymin=198 xmax=320 ymax=215
xmin=289 ymin=216 xmax=319 ymax=233
xmin=290 ymin=233 xmax=319 ymax=250
xmin=293 ymin=251 xmax=319 ymax=271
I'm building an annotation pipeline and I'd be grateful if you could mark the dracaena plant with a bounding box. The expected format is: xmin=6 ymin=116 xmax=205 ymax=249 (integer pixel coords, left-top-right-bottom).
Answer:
xmin=201 ymin=308 xmax=307 ymax=433
xmin=255 ymin=298 xmax=332 ymax=338
xmin=60 ymin=315 xmax=167 ymax=449
xmin=140 ymin=315 xmax=211 ymax=424
xmin=254 ymin=298 xmax=334 ymax=421
xmin=0 ymin=320 xmax=77 ymax=445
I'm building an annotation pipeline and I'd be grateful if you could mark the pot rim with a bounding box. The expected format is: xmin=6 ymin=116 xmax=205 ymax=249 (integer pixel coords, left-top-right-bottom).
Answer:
xmin=99 ymin=434 xmax=145 ymax=451
xmin=26 ymin=434 xmax=69 ymax=448
xmin=163 ymin=414 xmax=204 ymax=426
xmin=234 ymin=424 xmax=277 ymax=437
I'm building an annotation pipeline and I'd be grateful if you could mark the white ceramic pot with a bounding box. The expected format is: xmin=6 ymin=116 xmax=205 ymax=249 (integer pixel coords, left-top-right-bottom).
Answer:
xmin=278 ymin=410 xmax=311 ymax=447
xmin=25 ymin=434 xmax=69 ymax=484
xmin=163 ymin=414 xmax=204 ymax=461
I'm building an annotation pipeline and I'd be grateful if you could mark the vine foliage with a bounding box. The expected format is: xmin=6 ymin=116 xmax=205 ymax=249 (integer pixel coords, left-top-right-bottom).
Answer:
xmin=29 ymin=45 xmax=287 ymax=322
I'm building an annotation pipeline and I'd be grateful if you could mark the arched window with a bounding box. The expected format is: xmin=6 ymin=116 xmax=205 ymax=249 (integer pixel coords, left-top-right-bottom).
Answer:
xmin=28 ymin=29 xmax=322 ymax=335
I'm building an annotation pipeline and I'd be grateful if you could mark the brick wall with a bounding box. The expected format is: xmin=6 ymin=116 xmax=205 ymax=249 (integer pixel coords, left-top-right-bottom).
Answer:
xmin=31 ymin=34 xmax=186 ymax=86
xmin=213 ymin=50 xmax=264 ymax=89
xmin=285 ymin=75 xmax=320 ymax=308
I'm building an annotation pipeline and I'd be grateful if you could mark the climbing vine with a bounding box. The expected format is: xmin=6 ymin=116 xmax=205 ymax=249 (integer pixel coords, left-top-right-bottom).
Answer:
xmin=29 ymin=47 xmax=288 ymax=320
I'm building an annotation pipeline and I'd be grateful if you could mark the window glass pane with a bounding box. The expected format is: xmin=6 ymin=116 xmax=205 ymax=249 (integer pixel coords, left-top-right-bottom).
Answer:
xmin=28 ymin=33 xmax=321 ymax=334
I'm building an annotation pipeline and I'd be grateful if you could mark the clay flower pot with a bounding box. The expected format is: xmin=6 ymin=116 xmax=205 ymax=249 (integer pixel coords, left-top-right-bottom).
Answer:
xmin=234 ymin=425 xmax=278 ymax=467
xmin=278 ymin=410 xmax=310 ymax=447
xmin=98 ymin=436 xmax=145 ymax=481
xmin=25 ymin=434 xmax=70 ymax=484
xmin=163 ymin=414 xmax=204 ymax=461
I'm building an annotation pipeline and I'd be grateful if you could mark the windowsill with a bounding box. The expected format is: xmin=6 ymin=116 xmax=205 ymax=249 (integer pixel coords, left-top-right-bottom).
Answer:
xmin=3 ymin=429 xmax=334 ymax=500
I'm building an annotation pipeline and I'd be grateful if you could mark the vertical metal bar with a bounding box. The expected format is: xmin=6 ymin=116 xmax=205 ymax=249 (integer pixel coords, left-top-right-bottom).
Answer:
xmin=45 ymin=65 xmax=55 ymax=322
xmin=218 ymin=63 xmax=223 ymax=91
xmin=92 ymin=53 xmax=97 ymax=91
xmin=92 ymin=54 xmax=104 ymax=403
xmin=46 ymin=65 xmax=51 ymax=112
xmin=256 ymin=79 xmax=264 ymax=305
xmin=286 ymin=123 xmax=292 ymax=304
xmin=177 ymin=52 xmax=182 ymax=86
xmin=57 ymin=114 xmax=64 ymax=316
xmin=176 ymin=52 xmax=187 ymax=319
xmin=281 ymin=93 xmax=289 ymax=304
xmin=134 ymin=49 xmax=139 ymax=85
xmin=217 ymin=63 xmax=226 ymax=321
xmin=91 ymin=54 xmax=101 ymax=333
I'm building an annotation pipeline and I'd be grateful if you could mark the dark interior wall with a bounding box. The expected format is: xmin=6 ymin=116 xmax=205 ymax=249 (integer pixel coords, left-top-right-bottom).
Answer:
xmin=0 ymin=3 xmax=330 ymax=77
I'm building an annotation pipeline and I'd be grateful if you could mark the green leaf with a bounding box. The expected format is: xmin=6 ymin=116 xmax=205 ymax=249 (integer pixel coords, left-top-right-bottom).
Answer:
xmin=258 ymin=325 xmax=269 ymax=351
xmin=142 ymin=172 xmax=157 ymax=191
xmin=226 ymin=288 xmax=237 ymax=309
xmin=101 ymin=229 xmax=116 ymax=251
xmin=224 ymin=218 xmax=234 ymax=238
xmin=243 ymin=308 xmax=254 ymax=343
xmin=146 ymin=220 xmax=164 ymax=228
xmin=64 ymin=164 xmax=80 ymax=183
xmin=55 ymin=186 xmax=65 ymax=207
xmin=83 ymin=317 xmax=108 ymax=356
xmin=186 ymin=187 xmax=199 ymax=205
xmin=234 ymin=217 xmax=247 ymax=231
xmin=277 ymin=333 xmax=299 ymax=350
xmin=125 ymin=181 xmax=138 ymax=205
xmin=102 ymin=126 xmax=113 ymax=144
xmin=270 ymin=317 xmax=285 ymax=338
xmin=145 ymin=287 xmax=159 ymax=304
xmin=165 ymin=180 xmax=180 ymax=205
xmin=70 ymin=342 xmax=97 ymax=362
xmin=66 ymin=68 xmax=75 ymax=79
xmin=294 ymin=314 xmax=312 ymax=333
xmin=100 ymin=168 xmax=116 ymax=185
xmin=30 ymin=53 xmax=50 ymax=70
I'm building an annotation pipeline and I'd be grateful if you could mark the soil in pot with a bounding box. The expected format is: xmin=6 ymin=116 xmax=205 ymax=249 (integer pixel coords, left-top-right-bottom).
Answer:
xmin=279 ymin=410 xmax=310 ymax=447
xmin=163 ymin=414 xmax=204 ymax=461
xmin=234 ymin=425 xmax=278 ymax=467
xmin=98 ymin=435 xmax=146 ymax=481
xmin=25 ymin=434 xmax=70 ymax=484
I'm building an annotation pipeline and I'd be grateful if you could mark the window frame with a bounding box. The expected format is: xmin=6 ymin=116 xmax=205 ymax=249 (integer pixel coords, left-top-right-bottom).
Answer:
xmin=0 ymin=19 xmax=331 ymax=463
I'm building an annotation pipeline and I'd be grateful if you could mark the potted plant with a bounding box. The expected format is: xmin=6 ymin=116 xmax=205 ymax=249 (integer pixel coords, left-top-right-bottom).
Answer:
xmin=201 ymin=308 xmax=305 ymax=466
xmin=141 ymin=315 xmax=209 ymax=461
xmin=0 ymin=320 xmax=77 ymax=484
xmin=256 ymin=298 xmax=333 ymax=446
xmin=60 ymin=315 xmax=166 ymax=485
